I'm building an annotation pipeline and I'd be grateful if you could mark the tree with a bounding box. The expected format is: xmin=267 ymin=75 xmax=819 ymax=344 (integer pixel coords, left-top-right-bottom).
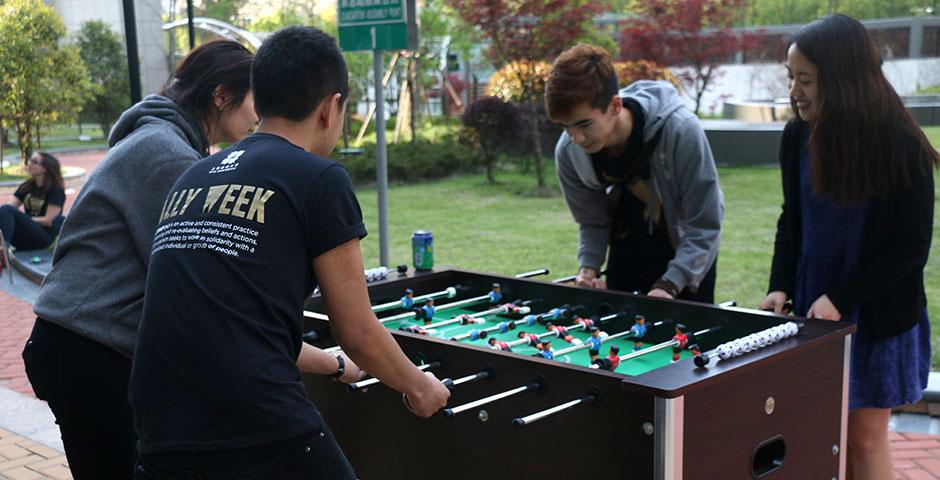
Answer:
xmin=76 ymin=20 xmax=130 ymax=136
xmin=0 ymin=0 xmax=92 ymax=162
xmin=452 ymin=0 xmax=605 ymax=190
xmin=620 ymin=0 xmax=759 ymax=114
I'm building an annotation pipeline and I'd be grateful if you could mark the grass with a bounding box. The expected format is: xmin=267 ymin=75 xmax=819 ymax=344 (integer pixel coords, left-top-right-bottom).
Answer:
xmin=0 ymin=164 xmax=26 ymax=183
xmin=356 ymin=125 xmax=940 ymax=367
xmin=3 ymin=123 xmax=107 ymax=155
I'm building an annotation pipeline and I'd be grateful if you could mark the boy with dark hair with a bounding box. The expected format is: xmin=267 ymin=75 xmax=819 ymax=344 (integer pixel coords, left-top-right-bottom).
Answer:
xmin=129 ymin=26 xmax=450 ymax=479
xmin=545 ymin=44 xmax=723 ymax=303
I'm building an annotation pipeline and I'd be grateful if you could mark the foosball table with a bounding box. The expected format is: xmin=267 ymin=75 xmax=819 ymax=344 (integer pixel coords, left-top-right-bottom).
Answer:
xmin=302 ymin=268 xmax=855 ymax=479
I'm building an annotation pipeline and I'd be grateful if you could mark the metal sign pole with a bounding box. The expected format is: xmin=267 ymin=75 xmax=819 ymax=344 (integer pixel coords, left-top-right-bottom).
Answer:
xmin=373 ymin=28 xmax=390 ymax=267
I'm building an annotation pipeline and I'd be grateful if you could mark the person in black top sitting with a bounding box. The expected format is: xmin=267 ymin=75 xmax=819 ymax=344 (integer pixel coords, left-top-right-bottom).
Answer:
xmin=129 ymin=26 xmax=450 ymax=480
xmin=0 ymin=151 xmax=66 ymax=251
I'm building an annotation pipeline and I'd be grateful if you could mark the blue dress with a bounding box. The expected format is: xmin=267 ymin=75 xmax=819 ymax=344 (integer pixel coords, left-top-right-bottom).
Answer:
xmin=793 ymin=137 xmax=930 ymax=409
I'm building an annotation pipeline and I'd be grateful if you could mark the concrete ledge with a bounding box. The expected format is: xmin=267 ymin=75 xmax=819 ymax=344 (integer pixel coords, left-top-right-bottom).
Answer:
xmin=11 ymin=249 xmax=53 ymax=285
xmin=0 ymin=166 xmax=85 ymax=189
xmin=701 ymin=120 xmax=785 ymax=167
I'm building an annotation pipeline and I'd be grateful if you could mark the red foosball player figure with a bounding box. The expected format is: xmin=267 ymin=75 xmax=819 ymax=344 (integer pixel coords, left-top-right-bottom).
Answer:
xmin=672 ymin=323 xmax=689 ymax=362
xmin=591 ymin=345 xmax=621 ymax=371
xmin=457 ymin=314 xmax=483 ymax=325
xmin=585 ymin=326 xmax=604 ymax=361
xmin=488 ymin=338 xmax=512 ymax=352
xmin=630 ymin=315 xmax=648 ymax=352
xmin=606 ymin=345 xmax=621 ymax=370
xmin=546 ymin=322 xmax=579 ymax=344
xmin=517 ymin=331 xmax=541 ymax=348
xmin=399 ymin=325 xmax=428 ymax=335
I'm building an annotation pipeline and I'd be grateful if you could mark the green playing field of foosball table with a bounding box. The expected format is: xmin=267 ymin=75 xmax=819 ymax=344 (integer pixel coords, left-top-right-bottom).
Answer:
xmin=376 ymin=291 xmax=695 ymax=376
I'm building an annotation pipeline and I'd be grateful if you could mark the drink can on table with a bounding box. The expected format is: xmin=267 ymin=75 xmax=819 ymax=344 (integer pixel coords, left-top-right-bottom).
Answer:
xmin=412 ymin=230 xmax=434 ymax=270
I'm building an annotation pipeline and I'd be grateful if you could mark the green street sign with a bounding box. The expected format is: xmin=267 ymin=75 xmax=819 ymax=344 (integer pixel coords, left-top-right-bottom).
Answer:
xmin=338 ymin=0 xmax=417 ymax=51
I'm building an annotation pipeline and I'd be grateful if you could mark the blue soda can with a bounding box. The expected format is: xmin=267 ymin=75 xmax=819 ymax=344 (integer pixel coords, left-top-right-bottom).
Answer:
xmin=412 ymin=230 xmax=434 ymax=270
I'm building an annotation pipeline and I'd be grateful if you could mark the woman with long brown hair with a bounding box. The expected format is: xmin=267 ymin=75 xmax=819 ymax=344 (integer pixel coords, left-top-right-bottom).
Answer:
xmin=761 ymin=14 xmax=939 ymax=479
xmin=22 ymin=39 xmax=258 ymax=480
xmin=0 ymin=151 xmax=66 ymax=251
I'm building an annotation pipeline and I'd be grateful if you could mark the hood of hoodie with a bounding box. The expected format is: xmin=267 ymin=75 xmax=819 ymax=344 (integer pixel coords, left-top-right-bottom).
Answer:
xmin=108 ymin=94 xmax=209 ymax=155
xmin=619 ymin=80 xmax=685 ymax=143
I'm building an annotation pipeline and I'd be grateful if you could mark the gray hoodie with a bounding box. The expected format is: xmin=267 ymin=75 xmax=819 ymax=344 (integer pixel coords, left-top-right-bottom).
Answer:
xmin=33 ymin=95 xmax=208 ymax=357
xmin=555 ymin=81 xmax=723 ymax=293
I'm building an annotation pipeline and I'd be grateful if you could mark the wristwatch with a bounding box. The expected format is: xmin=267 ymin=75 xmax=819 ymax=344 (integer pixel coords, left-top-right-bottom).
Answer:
xmin=330 ymin=354 xmax=345 ymax=379
xmin=652 ymin=278 xmax=681 ymax=298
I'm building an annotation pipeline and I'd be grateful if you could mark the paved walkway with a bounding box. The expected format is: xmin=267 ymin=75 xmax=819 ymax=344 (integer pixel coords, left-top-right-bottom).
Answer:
xmin=2 ymin=148 xmax=940 ymax=479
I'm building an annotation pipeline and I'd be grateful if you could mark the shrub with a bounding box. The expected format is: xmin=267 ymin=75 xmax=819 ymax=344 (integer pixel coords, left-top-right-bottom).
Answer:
xmin=486 ymin=60 xmax=551 ymax=103
xmin=613 ymin=60 xmax=682 ymax=91
xmin=462 ymin=96 xmax=525 ymax=183
xmin=332 ymin=135 xmax=479 ymax=185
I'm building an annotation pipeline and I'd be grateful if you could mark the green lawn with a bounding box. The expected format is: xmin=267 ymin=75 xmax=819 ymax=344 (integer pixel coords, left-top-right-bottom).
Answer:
xmin=0 ymin=164 xmax=26 ymax=182
xmin=356 ymin=125 xmax=940 ymax=367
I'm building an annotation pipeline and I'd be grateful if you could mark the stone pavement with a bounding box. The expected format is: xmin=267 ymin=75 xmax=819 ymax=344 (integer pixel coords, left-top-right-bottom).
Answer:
xmin=2 ymin=148 xmax=940 ymax=479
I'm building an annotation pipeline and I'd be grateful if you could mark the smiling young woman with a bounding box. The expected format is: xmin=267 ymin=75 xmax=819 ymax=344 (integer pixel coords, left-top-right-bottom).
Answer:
xmin=762 ymin=14 xmax=940 ymax=480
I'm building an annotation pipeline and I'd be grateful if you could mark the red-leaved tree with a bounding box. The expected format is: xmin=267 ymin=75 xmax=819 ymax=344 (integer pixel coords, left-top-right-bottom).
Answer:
xmin=451 ymin=0 xmax=604 ymax=189
xmin=620 ymin=0 xmax=759 ymax=114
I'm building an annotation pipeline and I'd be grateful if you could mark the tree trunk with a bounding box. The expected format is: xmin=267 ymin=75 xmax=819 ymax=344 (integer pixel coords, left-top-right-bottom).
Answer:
xmin=528 ymin=100 xmax=545 ymax=188
xmin=410 ymin=58 xmax=418 ymax=145
xmin=441 ymin=69 xmax=450 ymax=119
xmin=15 ymin=120 xmax=32 ymax=163
xmin=485 ymin=153 xmax=495 ymax=184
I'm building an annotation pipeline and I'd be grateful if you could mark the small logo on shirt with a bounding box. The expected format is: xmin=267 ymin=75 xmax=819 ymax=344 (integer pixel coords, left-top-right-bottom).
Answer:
xmin=209 ymin=150 xmax=245 ymax=174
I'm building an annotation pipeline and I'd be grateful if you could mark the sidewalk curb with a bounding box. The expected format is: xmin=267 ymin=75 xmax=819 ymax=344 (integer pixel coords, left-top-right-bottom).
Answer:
xmin=0 ymin=385 xmax=63 ymax=453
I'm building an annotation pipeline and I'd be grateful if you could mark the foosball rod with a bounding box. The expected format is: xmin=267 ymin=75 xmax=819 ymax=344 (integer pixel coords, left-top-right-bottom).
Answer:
xmin=512 ymin=386 xmax=602 ymax=428
xmin=694 ymin=321 xmax=801 ymax=368
xmin=590 ymin=326 xmax=722 ymax=368
xmin=550 ymin=269 xmax=608 ymax=284
xmin=449 ymin=304 xmax=581 ymax=341
xmin=507 ymin=313 xmax=613 ymax=348
xmin=347 ymin=361 xmax=441 ymax=392
xmin=442 ymin=376 xmax=546 ymax=419
xmin=514 ymin=268 xmax=550 ymax=279
xmin=441 ymin=365 xmax=495 ymax=390
xmin=553 ymin=318 xmax=672 ymax=356
xmin=371 ymin=286 xmax=459 ymax=314
xmin=422 ymin=302 xmax=531 ymax=330
xmin=379 ymin=294 xmax=497 ymax=323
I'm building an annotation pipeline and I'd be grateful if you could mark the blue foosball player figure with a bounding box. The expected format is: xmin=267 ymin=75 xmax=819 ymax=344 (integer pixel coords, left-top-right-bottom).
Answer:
xmin=400 ymin=288 xmax=415 ymax=309
xmin=420 ymin=298 xmax=437 ymax=325
xmin=586 ymin=327 xmax=603 ymax=361
xmin=488 ymin=283 xmax=502 ymax=304
xmin=630 ymin=315 xmax=648 ymax=351
xmin=537 ymin=339 xmax=554 ymax=359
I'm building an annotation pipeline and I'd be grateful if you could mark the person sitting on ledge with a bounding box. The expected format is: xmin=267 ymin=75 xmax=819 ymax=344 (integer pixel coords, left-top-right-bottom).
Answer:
xmin=0 ymin=151 xmax=66 ymax=254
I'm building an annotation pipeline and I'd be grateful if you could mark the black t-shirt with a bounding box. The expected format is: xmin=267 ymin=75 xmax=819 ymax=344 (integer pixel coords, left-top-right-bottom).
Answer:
xmin=591 ymin=98 xmax=648 ymax=184
xmin=15 ymin=182 xmax=65 ymax=218
xmin=130 ymin=133 xmax=367 ymax=453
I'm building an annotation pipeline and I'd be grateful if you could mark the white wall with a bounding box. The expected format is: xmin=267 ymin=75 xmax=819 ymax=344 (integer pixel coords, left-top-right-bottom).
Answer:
xmin=672 ymin=57 xmax=940 ymax=115
xmin=50 ymin=0 xmax=169 ymax=96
